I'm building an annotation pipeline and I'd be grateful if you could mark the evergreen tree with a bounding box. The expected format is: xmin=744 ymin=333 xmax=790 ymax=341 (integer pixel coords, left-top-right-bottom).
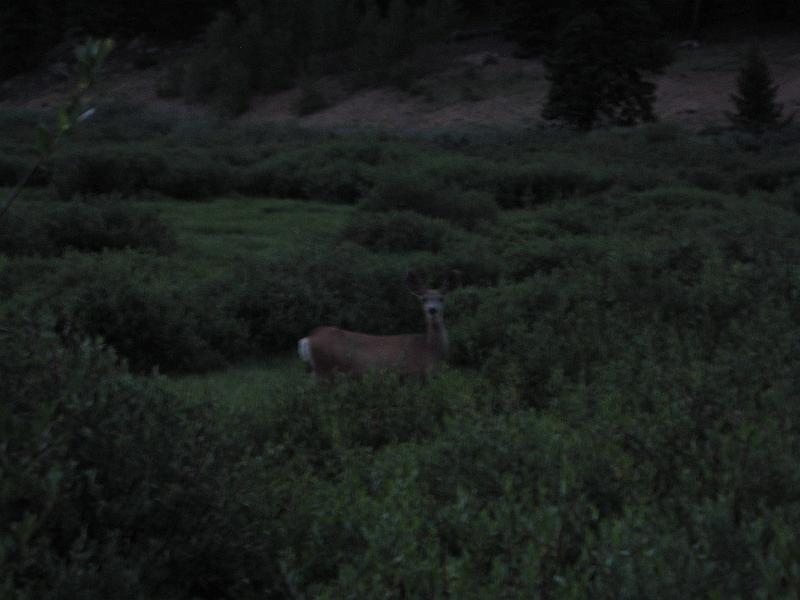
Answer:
xmin=541 ymin=1 xmax=670 ymax=130
xmin=726 ymin=45 xmax=787 ymax=130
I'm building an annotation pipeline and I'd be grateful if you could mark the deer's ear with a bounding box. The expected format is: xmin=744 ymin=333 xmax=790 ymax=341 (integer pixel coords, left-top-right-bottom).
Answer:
xmin=441 ymin=270 xmax=461 ymax=294
xmin=405 ymin=271 xmax=425 ymax=297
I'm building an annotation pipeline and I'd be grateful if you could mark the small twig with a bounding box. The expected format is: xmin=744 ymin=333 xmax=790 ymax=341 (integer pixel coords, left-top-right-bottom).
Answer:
xmin=0 ymin=159 xmax=42 ymax=221
xmin=0 ymin=37 xmax=113 ymax=223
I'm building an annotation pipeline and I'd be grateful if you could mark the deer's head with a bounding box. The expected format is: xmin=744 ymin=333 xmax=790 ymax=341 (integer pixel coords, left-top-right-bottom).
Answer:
xmin=405 ymin=270 xmax=459 ymax=324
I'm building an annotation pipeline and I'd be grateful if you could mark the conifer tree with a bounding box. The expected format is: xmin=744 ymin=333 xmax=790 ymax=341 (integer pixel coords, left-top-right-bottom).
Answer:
xmin=542 ymin=1 xmax=670 ymax=130
xmin=726 ymin=45 xmax=788 ymax=130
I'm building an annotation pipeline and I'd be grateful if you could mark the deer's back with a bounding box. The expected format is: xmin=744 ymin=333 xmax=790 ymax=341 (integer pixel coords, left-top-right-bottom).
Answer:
xmin=308 ymin=326 xmax=438 ymax=377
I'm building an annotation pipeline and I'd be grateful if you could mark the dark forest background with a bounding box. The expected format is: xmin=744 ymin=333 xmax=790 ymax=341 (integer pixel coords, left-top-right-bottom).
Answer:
xmin=2 ymin=0 xmax=799 ymax=79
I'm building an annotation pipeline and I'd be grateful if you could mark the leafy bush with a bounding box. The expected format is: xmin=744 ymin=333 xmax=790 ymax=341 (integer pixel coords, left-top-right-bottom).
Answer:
xmin=207 ymin=246 xmax=424 ymax=354
xmin=277 ymin=311 xmax=800 ymax=596
xmin=734 ymin=157 xmax=800 ymax=193
xmin=150 ymin=153 xmax=234 ymax=199
xmin=495 ymin=159 xmax=616 ymax=207
xmin=282 ymin=409 xmax=627 ymax=597
xmin=3 ymin=252 xmax=244 ymax=373
xmin=0 ymin=201 xmax=176 ymax=257
xmin=0 ymin=322 xmax=286 ymax=598
xmin=342 ymin=210 xmax=452 ymax=253
xmin=52 ymin=144 xmax=167 ymax=198
xmin=361 ymin=170 xmax=498 ymax=228
xmin=49 ymin=201 xmax=176 ymax=254
xmin=448 ymin=204 xmax=800 ymax=399
xmin=0 ymin=203 xmax=54 ymax=256
xmin=313 ymin=370 xmax=457 ymax=448
xmin=1 ymin=245 xmax=464 ymax=372
xmin=501 ymin=235 xmax=604 ymax=278
xmin=242 ymin=153 xmax=370 ymax=203
xmin=52 ymin=144 xmax=233 ymax=200
xmin=74 ymin=101 xmax=178 ymax=142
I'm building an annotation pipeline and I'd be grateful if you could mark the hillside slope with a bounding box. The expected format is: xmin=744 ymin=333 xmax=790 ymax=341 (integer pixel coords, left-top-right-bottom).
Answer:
xmin=2 ymin=33 xmax=799 ymax=131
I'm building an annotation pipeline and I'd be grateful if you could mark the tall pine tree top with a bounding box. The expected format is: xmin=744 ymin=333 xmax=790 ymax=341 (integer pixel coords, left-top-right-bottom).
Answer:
xmin=541 ymin=1 xmax=670 ymax=130
xmin=727 ymin=45 xmax=785 ymax=130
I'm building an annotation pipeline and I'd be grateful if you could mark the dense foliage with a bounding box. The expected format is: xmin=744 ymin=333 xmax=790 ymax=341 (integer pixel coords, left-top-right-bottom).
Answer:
xmin=0 ymin=0 xmax=225 ymax=77
xmin=0 ymin=323 xmax=287 ymax=598
xmin=0 ymin=198 xmax=175 ymax=257
xmin=177 ymin=0 xmax=459 ymax=113
xmin=2 ymin=108 xmax=800 ymax=596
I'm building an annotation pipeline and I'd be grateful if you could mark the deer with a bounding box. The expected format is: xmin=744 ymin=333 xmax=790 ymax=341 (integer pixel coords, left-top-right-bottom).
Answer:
xmin=297 ymin=271 xmax=457 ymax=380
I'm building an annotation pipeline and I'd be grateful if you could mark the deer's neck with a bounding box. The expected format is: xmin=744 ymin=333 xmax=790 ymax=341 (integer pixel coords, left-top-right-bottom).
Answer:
xmin=426 ymin=318 xmax=448 ymax=356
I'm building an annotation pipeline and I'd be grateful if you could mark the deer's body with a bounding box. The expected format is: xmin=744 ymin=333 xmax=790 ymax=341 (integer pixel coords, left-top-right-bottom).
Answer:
xmin=298 ymin=272 xmax=455 ymax=380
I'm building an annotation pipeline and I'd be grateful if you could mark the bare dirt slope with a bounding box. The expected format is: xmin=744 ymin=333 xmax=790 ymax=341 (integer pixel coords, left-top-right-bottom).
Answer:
xmin=3 ymin=34 xmax=800 ymax=131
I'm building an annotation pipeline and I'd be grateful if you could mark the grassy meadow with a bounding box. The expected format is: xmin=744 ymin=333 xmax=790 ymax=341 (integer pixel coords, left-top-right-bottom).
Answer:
xmin=2 ymin=104 xmax=800 ymax=597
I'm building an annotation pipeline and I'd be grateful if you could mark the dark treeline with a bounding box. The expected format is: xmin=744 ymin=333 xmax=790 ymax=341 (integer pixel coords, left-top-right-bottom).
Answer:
xmin=2 ymin=0 xmax=799 ymax=79
xmin=1 ymin=0 xmax=226 ymax=76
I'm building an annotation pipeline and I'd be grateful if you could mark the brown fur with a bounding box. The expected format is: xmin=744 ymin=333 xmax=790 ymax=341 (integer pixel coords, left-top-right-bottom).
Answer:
xmin=306 ymin=325 xmax=446 ymax=379
xmin=300 ymin=271 xmax=456 ymax=380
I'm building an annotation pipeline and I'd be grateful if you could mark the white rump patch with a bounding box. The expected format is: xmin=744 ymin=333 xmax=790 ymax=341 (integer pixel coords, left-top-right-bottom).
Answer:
xmin=298 ymin=337 xmax=314 ymax=368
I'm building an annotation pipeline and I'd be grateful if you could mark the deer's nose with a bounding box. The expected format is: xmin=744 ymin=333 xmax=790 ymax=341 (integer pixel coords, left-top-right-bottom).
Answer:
xmin=427 ymin=307 xmax=438 ymax=315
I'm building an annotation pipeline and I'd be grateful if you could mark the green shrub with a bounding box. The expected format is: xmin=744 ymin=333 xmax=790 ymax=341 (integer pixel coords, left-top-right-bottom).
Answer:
xmin=342 ymin=210 xmax=451 ymax=253
xmin=1 ymin=245 xmax=464 ymax=372
xmin=0 ymin=201 xmax=176 ymax=257
xmin=208 ymin=246 xmax=423 ymax=354
xmin=0 ymin=323 xmax=285 ymax=598
xmin=51 ymin=200 xmax=176 ymax=254
xmin=150 ymin=153 xmax=234 ymax=199
xmin=361 ymin=170 xmax=498 ymax=228
xmin=0 ymin=107 xmax=44 ymax=142
xmin=52 ymin=145 xmax=232 ymax=200
xmin=686 ymin=168 xmax=726 ymax=191
xmin=287 ymin=410 xmax=625 ymax=597
xmin=496 ymin=160 xmax=616 ymax=207
xmin=0 ymin=203 xmax=55 ymax=256
xmin=52 ymin=144 xmax=168 ymax=198
xmin=735 ymin=157 xmax=800 ymax=193
xmin=646 ymin=185 xmax=727 ymax=209
xmin=448 ymin=226 xmax=800 ymax=401
xmin=4 ymin=252 xmax=244 ymax=373
xmin=501 ymin=236 xmax=601 ymax=278
xmin=242 ymin=153 xmax=369 ymax=203
xmin=316 ymin=370 xmax=456 ymax=448
xmin=403 ymin=153 xmax=615 ymax=208
xmin=71 ymin=102 xmax=178 ymax=143
xmin=430 ymin=236 xmax=505 ymax=287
